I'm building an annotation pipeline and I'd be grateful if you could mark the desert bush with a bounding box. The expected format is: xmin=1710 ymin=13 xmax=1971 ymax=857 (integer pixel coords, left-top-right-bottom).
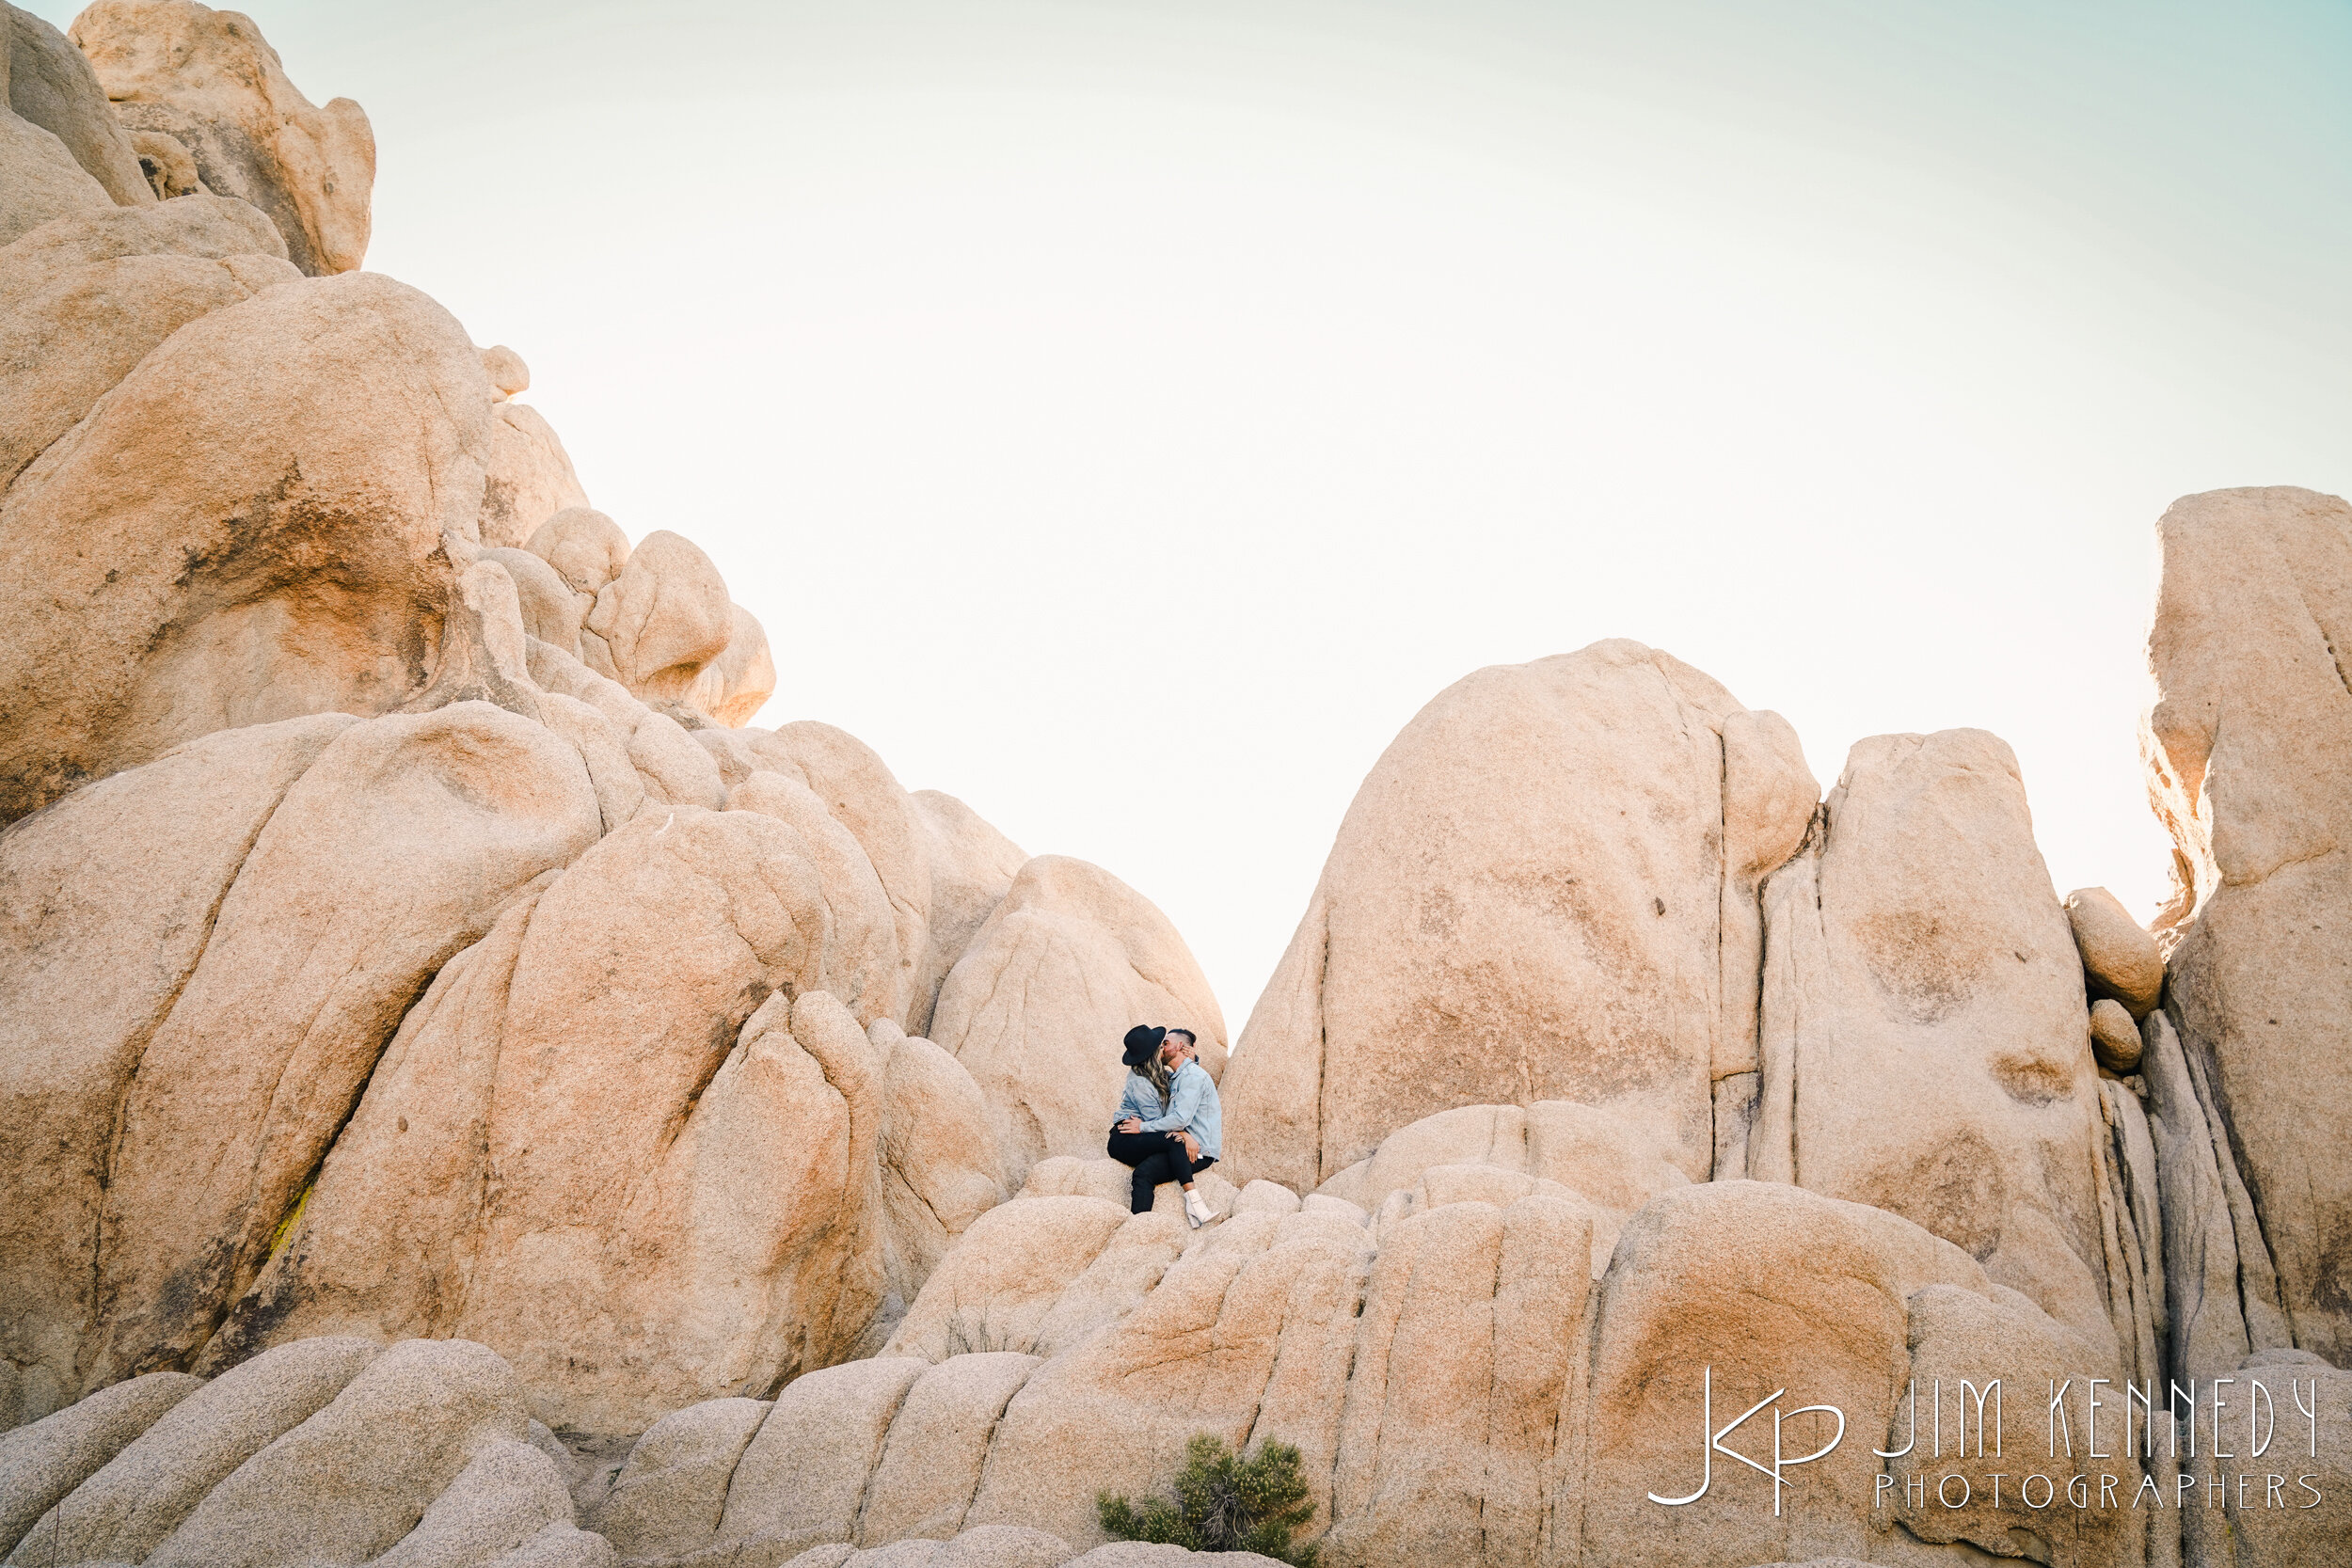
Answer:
xmin=1097 ymin=1433 xmax=1318 ymax=1566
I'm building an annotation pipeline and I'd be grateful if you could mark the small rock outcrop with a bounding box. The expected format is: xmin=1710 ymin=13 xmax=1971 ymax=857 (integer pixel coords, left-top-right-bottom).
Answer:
xmin=7 ymin=3 xmax=151 ymax=206
xmin=2089 ymin=998 xmax=2142 ymax=1072
xmin=1 ymin=3 xmax=147 ymax=244
xmin=2065 ymin=885 xmax=2164 ymax=1017
xmin=71 ymin=0 xmax=374 ymax=275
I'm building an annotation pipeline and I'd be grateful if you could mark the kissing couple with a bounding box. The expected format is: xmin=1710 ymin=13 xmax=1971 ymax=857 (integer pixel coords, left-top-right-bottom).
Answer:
xmin=1106 ymin=1023 xmax=1222 ymax=1227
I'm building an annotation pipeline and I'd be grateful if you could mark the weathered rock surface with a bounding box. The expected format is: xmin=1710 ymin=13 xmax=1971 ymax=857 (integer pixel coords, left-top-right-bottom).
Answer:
xmin=1311 ymin=1100 xmax=1684 ymax=1279
xmin=217 ymin=827 xmax=898 ymax=1433
xmin=6 ymin=1336 xmax=376 ymax=1564
xmin=581 ymin=531 xmax=736 ymax=704
xmin=127 ymin=124 xmax=199 ymax=194
xmin=0 ymin=85 xmax=116 ymax=245
xmin=7 ymin=3 xmax=151 ymax=207
xmin=483 ymin=343 xmax=530 ymax=396
xmin=873 ymin=1022 xmax=1010 ymax=1306
xmin=528 ymin=507 xmax=633 ymax=608
xmin=2066 ymin=886 xmax=2164 ymax=1018
xmin=8 ymin=9 xmax=2350 ymax=1561
xmin=84 ymin=704 xmax=599 ymax=1388
xmin=1749 ymin=729 xmax=2115 ymax=1357
xmin=2090 ymin=998 xmax=2142 ymax=1073
xmin=881 ymin=1196 xmax=1139 ymax=1364
xmin=0 ymin=341 xmax=1112 ymax=1435
xmin=72 ymin=0 xmax=373 ymax=275
xmin=482 ymin=402 xmax=593 ymax=550
xmin=2140 ymin=1006 xmax=2290 ymax=1380
xmin=1016 ymin=1157 xmax=1241 ymax=1227
xmin=911 ymin=790 xmax=1028 ymax=980
xmin=1220 ymin=640 xmax=1816 ymax=1192
xmin=709 ymin=1528 xmax=1278 ymax=1568
xmin=0 ymin=267 xmax=496 ymax=823
xmin=574 ymin=1176 xmax=2130 ymax=1568
xmin=0 ymin=195 xmax=296 ymax=492
xmin=695 ymin=722 xmax=936 ymax=1025
xmin=0 ymin=1337 xmax=566 ymax=1568
xmin=589 ymin=1397 xmax=770 ymax=1560
xmin=1582 ymin=1181 xmax=2107 ymax=1568
xmin=487 ymin=546 xmax=587 ymax=655
xmin=932 ymin=856 xmax=1228 ymax=1187
xmin=0 ymin=714 xmax=353 ymax=1422
xmin=2144 ymin=484 xmax=2352 ymax=1367
xmin=0 ymin=1370 xmax=200 ymax=1558
xmin=686 ymin=603 xmax=778 ymax=729
xmin=2199 ymin=1354 xmax=2352 ymax=1568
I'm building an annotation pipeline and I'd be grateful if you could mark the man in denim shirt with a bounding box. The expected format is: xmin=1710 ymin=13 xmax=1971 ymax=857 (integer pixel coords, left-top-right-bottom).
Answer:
xmin=1106 ymin=1025 xmax=1222 ymax=1227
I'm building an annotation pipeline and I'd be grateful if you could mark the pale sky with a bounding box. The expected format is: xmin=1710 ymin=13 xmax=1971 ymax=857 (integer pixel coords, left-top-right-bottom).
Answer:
xmin=38 ymin=0 xmax=2352 ymax=1031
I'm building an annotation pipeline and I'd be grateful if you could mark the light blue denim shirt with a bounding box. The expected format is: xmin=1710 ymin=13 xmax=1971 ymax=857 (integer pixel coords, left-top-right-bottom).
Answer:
xmin=1138 ymin=1058 xmax=1222 ymax=1161
xmin=1113 ymin=1070 xmax=1165 ymax=1128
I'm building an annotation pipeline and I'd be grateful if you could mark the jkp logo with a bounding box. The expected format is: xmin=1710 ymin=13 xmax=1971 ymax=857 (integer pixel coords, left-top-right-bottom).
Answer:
xmin=1646 ymin=1365 xmax=2335 ymax=1517
xmin=1647 ymin=1367 xmax=1846 ymax=1516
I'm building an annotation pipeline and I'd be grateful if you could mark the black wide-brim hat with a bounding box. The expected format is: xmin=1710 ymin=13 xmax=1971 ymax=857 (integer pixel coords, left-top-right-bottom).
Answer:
xmin=1121 ymin=1024 xmax=1166 ymax=1069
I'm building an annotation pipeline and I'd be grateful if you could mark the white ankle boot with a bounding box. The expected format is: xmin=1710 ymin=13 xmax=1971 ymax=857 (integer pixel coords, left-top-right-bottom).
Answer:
xmin=1184 ymin=1189 xmax=1214 ymax=1228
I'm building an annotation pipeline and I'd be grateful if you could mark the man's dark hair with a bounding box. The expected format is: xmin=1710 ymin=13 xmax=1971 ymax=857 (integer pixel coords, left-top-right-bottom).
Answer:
xmin=1168 ymin=1028 xmax=1197 ymax=1049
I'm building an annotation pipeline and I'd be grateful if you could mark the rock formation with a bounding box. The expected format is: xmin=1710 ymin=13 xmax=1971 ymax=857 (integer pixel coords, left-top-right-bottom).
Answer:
xmin=2 ymin=4 xmax=2347 ymax=1566
xmin=1219 ymin=641 xmax=1817 ymax=1193
xmin=0 ymin=0 xmax=1211 ymax=1451
xmin=2 ymin=4 xmax=151 ymax=244
xmin=71 ymin=0 xmax=374 ymax=275
xmin=2144 ymin=486 xmax=2352 ymax=1370
xmin=1747 ymin=728 xmax=2117 ymax=1358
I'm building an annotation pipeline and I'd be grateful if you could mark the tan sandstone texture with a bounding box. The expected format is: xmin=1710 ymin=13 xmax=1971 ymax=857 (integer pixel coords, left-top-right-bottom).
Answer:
xmin=0 ymin=1 xmax=1195 ymax=1440
xmin=0 ymin=195 xmax=295 ymax=489
xmin=2144 ymin=485 xmax=2352 ymax=1369
xmin=403 ymin=1176 xmax=2137 ymax=1568
xmin=2066 ymin=886 xmax=2165 ymax=1019
xmin=0 ymin=266 xmax=495 ymax=822
xmin=72 ymin=0 xmax=374 ymax=275
xmin=1218 ymin=640 xmax=1818 ymax=1192
xmin=1748 ymin=729 xmax=2119 ymax=1362
xmin=0 ymin=1338 xmax=616 ymax=1567
xmin=1 ymin=4 xmax=138 ymax=245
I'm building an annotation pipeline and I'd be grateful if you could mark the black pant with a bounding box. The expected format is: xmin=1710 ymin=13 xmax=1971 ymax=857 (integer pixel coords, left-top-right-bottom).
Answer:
xmin=1106 ymin=1129 xmax=1215 ymax=1215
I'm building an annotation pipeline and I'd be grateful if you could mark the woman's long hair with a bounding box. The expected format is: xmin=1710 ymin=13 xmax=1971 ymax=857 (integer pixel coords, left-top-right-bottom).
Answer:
xmin=1142 ymin=1052 xmax=1176 ymax=1111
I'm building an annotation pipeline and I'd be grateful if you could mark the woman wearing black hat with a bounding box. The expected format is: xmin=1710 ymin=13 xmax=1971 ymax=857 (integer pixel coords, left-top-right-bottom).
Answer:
xmin=1105 ymin=1024 xmax=1219 ymax=1226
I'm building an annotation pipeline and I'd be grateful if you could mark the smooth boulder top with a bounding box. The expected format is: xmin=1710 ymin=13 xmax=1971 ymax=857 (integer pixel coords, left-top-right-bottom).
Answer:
xmin=1221 ymin=639 xmax=1817 ymax=1193
xmin=71 ymin=0 xmax=375 ymax=276
xmin=482 ymin=343 xmax=530 ymax=397
xmin=2064 ymin=885 xmax=2163 ymax=1017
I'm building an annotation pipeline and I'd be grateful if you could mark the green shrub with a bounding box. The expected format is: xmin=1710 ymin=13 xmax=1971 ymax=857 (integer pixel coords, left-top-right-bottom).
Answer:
xmin=1097 ymin=1433 xmax=1319 ymax=1566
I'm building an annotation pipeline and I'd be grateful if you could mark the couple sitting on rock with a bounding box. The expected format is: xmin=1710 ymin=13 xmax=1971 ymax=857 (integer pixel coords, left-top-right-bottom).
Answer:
xmin=1108 ymin=1024 xmax=1222 ymax=1227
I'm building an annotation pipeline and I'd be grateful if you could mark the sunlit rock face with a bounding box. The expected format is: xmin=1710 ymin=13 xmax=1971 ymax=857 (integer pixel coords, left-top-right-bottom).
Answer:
xmin=1748 ymin=727 xmax=2117 ymax=1362
xmin=1 ymin=4 xmax=2345 ymax=1565
xmin=1219 ymin=639 xmax=1817 ymax=1195
xmin=0 ymin=0 xmax=1178 ymax=1451
xmin=2144 ymin=485 xmax=2352 ymax=1368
